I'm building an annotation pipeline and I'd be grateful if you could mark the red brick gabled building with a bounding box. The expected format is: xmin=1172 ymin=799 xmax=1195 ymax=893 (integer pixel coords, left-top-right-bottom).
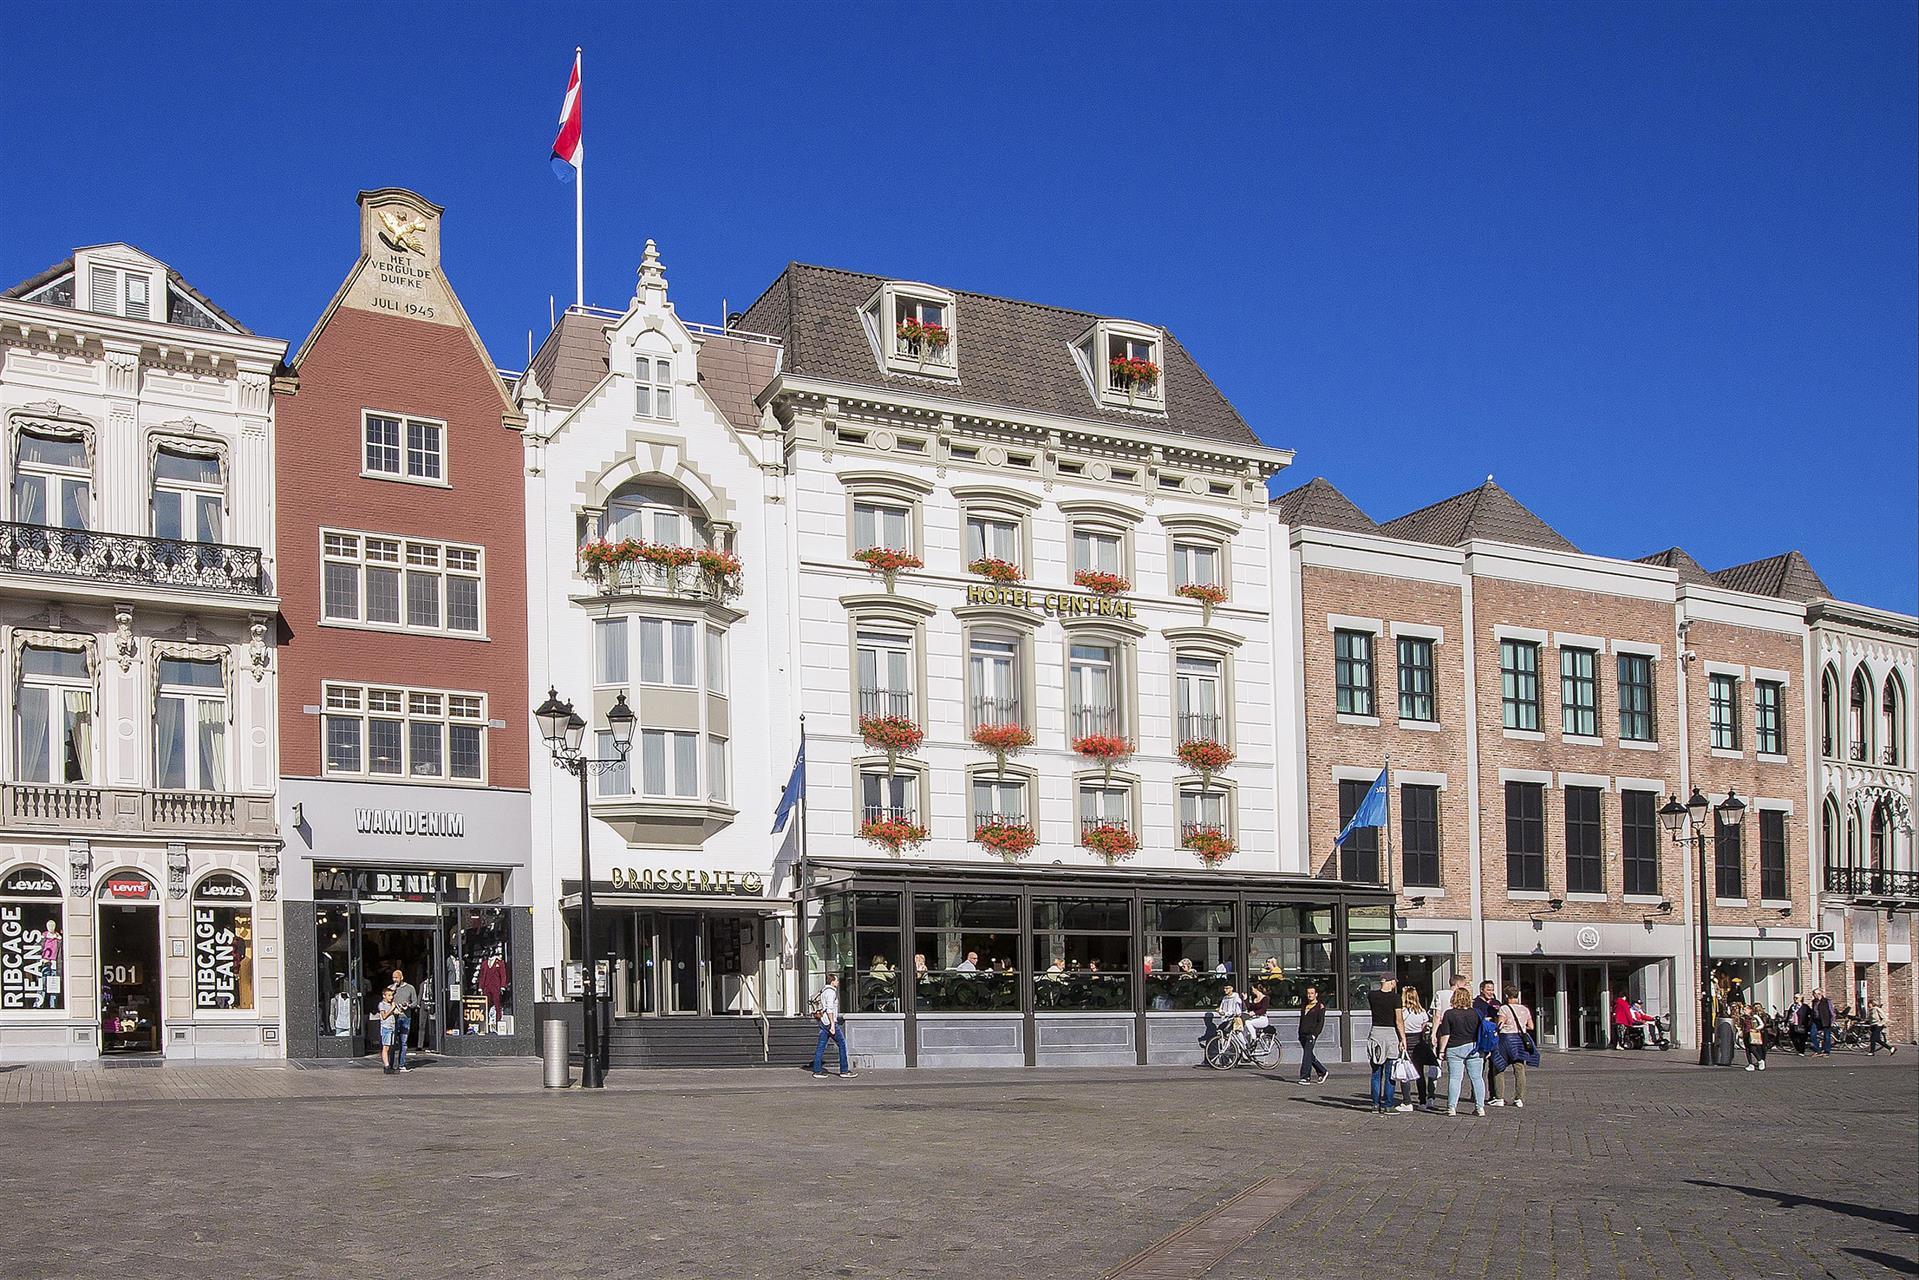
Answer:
xmin=273 ymin=189 xmax=532 ymax=1059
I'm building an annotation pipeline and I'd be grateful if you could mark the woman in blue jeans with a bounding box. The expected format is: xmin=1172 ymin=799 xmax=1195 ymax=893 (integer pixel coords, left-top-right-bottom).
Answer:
xmin=1432 ymin=987 xmax=1487 ymax=1116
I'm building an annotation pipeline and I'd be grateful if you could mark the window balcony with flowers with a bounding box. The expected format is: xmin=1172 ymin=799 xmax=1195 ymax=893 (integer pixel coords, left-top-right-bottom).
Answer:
xmin=851 ymin=546 xmax=923 ymax=593
xmin=974 ymin=817 xmax=1037 ymax=862
xmin=1176 ymin=736 xmax=1235 ymax=787
xmin=1181 ymin=822 xmax=1235 ymax=866
xmin=579 ymin=537 xmax=742 ymax=602
xmin=970 ymin=721 xmax=1034 ymax=773
xmin=967 ymin=556 xmax=1022 ymax=585
xmin=1072 ymin=569 xmax=1130 ymax=597
xmin=1080 ymin=818 xmax=1139 ymax=863
xmin=860 ymin=806 xmax=928 ymax=855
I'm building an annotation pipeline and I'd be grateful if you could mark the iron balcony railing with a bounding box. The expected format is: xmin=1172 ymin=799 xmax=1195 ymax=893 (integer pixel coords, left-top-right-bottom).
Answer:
xmin=860 ymin=804 xmax=918 ymax=826
xmin=0 ymin=522 xmax=267 ymax=597
xmin=1070 ymin=706 xmax=1121 ymax=740
xmin=1079 ymin=815 xmax=1131 ymax=838
xmin=858 ymin=688 xmax=914 ymax=720
xmin=1176 ymin=712 xmax=1224 ymax=744
xmin=1181 ymin=821 xmax=1231 ymax=842
xmin=971 ymin=694 xmax=1020 ymax=728
xmin=1824 ymin=866 xmax=1919 ymax=901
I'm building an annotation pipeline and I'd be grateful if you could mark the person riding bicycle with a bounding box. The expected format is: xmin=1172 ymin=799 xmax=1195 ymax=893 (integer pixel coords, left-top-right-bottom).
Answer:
xmin=1244 ymin=983 xmax=1273 ymax=1041
xmin=1215 ymin=983 xmax=1245 ymax=1030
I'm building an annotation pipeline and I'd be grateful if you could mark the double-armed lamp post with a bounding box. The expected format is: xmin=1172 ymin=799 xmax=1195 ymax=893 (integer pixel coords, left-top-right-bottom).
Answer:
xmin=1658 ymin=786 xmax=1746 ymax=1067
xmin=535 ymin=687 xmax=634 ymax=1089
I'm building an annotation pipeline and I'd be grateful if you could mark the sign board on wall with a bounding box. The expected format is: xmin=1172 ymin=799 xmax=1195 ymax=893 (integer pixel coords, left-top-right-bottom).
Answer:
xmin=1808 ymin=931 xmax=1835 ymax=954
xmin=962 ymin=584 xmax=1136 ymax=619
xmin=342 ymin=191 xmax=460 ymax=328
xmin=607 ymin=868 xmax=766 ymax=896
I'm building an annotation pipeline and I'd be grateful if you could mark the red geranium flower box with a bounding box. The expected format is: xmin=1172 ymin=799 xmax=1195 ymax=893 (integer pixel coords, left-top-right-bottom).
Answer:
xmin=1073 ymin=569 xmax=1131 ymax=597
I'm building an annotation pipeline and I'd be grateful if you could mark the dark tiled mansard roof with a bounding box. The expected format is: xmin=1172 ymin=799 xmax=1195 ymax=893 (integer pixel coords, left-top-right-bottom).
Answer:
xmin=737 ymin=263 xmax=1261 ymax=448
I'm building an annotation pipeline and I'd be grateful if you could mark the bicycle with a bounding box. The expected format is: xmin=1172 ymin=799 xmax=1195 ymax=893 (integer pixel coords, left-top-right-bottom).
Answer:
xmin=1203 ymin=1017 xmax=1283 ymax=1070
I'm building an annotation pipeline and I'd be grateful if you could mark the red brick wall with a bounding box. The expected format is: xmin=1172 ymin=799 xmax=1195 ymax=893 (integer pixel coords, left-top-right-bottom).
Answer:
xmin=1683 ymin=618 xmax=1812 ymax=929
xmin=274 ymin=306 xmax=527 ymax=788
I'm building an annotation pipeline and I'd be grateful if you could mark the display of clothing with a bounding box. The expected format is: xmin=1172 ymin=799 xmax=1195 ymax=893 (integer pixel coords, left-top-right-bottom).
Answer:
xmin=478 ymin=955 xmax=507 ymax=1010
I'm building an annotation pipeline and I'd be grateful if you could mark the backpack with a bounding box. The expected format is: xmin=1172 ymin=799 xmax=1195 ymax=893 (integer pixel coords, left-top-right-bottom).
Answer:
xmin=806 ymin=993 xmax=826 ymax=1023
xmin=1475 ymin=1014 xmax=1500 ymax=1056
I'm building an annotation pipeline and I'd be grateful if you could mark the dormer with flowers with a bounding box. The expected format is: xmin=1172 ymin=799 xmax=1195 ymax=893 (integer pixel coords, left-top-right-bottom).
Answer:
xmin=1073 ymin=319 xmax=1165 ymax=413
xmin=861 ymin=282 xmax=958 ymax=379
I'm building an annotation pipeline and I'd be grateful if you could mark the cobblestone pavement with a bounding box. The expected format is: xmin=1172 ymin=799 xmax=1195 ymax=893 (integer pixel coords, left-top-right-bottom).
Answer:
xmin=2 ymin=1051 xmax=1912 ymax=1279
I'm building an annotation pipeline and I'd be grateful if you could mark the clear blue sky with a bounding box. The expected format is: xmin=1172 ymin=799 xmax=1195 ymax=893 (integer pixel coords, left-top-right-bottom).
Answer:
xmin=4 ymin=3 xmax=1914 ymax=610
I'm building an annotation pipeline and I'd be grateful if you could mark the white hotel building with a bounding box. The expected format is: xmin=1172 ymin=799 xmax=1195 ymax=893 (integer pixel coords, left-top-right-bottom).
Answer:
xmin=519 ymin=248 xmax=1397 ymax=1069
xmin=0 ymin=246 xmax=286 ymax=1061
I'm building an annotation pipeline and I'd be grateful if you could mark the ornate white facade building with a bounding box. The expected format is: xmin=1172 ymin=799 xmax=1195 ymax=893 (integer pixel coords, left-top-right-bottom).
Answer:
xmin=0 ymin=245 xmax=286 ymax=1060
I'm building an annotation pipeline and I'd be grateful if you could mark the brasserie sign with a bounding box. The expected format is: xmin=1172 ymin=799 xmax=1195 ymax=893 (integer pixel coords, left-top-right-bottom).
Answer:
xmin=963 ymin=584 xmax=1136 ymax=619
xmin=608 ymin=868 xmax=766 ymax=896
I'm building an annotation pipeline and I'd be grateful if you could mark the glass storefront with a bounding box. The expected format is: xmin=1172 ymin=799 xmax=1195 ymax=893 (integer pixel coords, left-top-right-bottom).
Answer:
xmin=1 ymin=864 xmax=65 ymax=1012
xmin=576 ymin=907 xmax=787 ymax=1018
xmin=312 ymin=865 xmax=516 ymax=1055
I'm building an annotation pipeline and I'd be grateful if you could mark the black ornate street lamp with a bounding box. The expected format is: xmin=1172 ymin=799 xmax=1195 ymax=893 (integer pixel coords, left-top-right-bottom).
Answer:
xmin=536 ymin=686 xmax=634 ymax=1089
xmin=1661 ymin=786 xmax=1746 ymax=1066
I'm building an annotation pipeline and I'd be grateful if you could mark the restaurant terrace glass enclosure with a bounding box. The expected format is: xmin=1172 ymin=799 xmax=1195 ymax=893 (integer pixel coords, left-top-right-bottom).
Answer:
xmin=801 ymin=861 xmax=1392 ymax=1069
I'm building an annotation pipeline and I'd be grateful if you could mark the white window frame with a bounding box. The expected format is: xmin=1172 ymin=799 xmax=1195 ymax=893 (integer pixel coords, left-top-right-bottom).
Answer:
xmin=864 ymin=283 xmax=958 ymax=378
xmin=154 ymin=658 xmax=228 ymax=792
xmin=1074 ymin=319 xmax=1166 ymax=411
xmin=322 ymin=682 xmax=487 ymax=785
xmin=84 ymin=261 xmax=157 ymax=320
xmin=1175 ymin=653 xmax=1225 ymax=743
xmin=971 ymin=774 xmax=1029 ymax=826
xmin=634 ymin=353 xmax=674 ymax=420
xmin=14 ymin=430 xmax=92 ymax=530
xmin=705 ymin=627 xmax=726 ymax=696
xmin=707 ymin=735 xmax=729 ymax=803
xmin=1179 ymin=787 xmax=1229 ymax=832
xmin=1070 ymin=525 xmax=1126 ymax=577
xmin=859 ymin=767 xmax=919 ymax=821
xmin=964 ymin=513 xmax=1021 ymax=566
xmin=638 ymin=728 xmax=701 ymax=799
xmin=594 ymin=617 xmax=630 ymax=687
xmin=321 ymin=529 xmax=483 ymax=638
xmin=637 ymin=618 xmax=699 ymax=688
xmin=852 ymin=499 xmax=913 ymax=555
xmin=1068 ymin=640 xmax=1124 ymax=738
xmin=605 ymin=482 xmax=710 ymax=548
xmin=1171 ymin=539 xmax=1222 ymax=590
xmin=150 ymin=447 xmax=225 ymax=544
xmin=361 ymin=410 xmax=448 ymax=486
xmin=15 ymin=646 xmax=93 ymax=785
xmin=860 ymin=628 xmax=917 ymax=721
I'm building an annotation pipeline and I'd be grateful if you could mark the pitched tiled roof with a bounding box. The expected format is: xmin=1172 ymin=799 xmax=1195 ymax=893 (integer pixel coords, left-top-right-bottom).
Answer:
xmin=1635 ymin=547 xmax=1717 ymax=587
xmin=1271 ymin=477 xmax=1381 ymax=535
xmin=695 ymin=332 xmax=782 ymax=436
xmin=522 ymin=310 xmax=610 ymax=409
xmin=1711 ymin=550 xmax=1831 ymax=602
xmin=736 ymin=263 xmax=1260 ymax=448
xmin=3 ymin=250 xmax=250 ymax=334
xmin=1380 ymin=479 xmax=1578 ymax=554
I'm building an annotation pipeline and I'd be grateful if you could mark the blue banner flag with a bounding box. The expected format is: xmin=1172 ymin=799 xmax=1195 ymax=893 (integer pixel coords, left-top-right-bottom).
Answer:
xmin=1334 ymin=767 xmax=1388 ymax=846
xmin=772 ymin=741 xmax=806 ymax=833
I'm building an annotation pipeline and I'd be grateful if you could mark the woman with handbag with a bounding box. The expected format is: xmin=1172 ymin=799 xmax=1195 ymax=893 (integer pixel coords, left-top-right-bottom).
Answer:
xmin=1401 ymin=988 xmax=1438 ymax=1111
xmin=1489 ymin=985 xmax=1539 ymax=1107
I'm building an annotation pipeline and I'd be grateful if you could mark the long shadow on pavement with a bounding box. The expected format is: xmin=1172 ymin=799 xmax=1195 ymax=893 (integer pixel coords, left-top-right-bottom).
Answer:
xmin=1689 ymin=1180 xmax=1918 ymax=1234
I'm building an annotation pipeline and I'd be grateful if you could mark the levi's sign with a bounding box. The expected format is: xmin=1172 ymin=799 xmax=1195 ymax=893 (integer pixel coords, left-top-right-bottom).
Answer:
xmin=963 ymin=585 xmax=1135 ymax=619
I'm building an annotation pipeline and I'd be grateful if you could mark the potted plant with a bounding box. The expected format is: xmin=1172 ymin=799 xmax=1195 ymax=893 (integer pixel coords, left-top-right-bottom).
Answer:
xmin=1108 ymin=354 xmax=1159 ymax=392
xmin=897 ymin=317 xmax=951 ymax=357
xmin=695 ymin=547 xmax=743 ymax=598
xmin=1081 ymin=822 xmax=1139 ymax=863
xmin=1175 ymin=581 xmax=1227 ymax=623
xmin=858 ymin=713 xmax=924 ymax=773
xmin=860 ymin=814 xmax=929 ymax=855
xmin=970 ymin=722 xmax=1034 ymax=773
xmin=578 ymin=537 xmax=643 ymax=586
xmin=1176 ymin=738 xmax=1235 ymax=787
xmin=852 ymin=546 xmax=924 ymax=593
xmin=1071 ymin=732 xmax=1134 ymax=784
xmin=974 ymin=818 xmax=1037 ymax=863
xmin=967 ymin=556 xmax=1022 ymax=584
xmin=1183 ymin=825 xmax=1235 ymax=866
xmin=1073 ymin=569 xmax=1131 ymax=597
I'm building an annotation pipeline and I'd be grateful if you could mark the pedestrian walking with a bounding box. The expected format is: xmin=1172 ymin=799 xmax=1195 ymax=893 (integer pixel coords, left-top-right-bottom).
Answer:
xmin=1488 ymin=985 xmax=1538 ymax=1107
xmin=1866 ymin=999 xmax=1895 ymax=1055
xmin=1785 ymin=994 xmax=1810 ymax=1055
xmin=809 ymin=973 xmax=858 ymax=1079
xmin=1296 ymin=986 xmax=1328 ymax=1084
xmin=1401 ymin=987 xmax=1438 ymax=1110
xmin=1740 ymin=1004 xmax=1769 ymax=1071
xmin=1365 ymin=974 xmax=1409 ymax=1114
xmin=387 ymin=968 xmax=419 ymax=1073
xmin=1433 ymin=987 xmax=1488 ymax=1117
xmin=1811 ymin=990 xmax=1837 ymax=1056
xmin=1612 ymin=993 xmax=1633 ymax=1050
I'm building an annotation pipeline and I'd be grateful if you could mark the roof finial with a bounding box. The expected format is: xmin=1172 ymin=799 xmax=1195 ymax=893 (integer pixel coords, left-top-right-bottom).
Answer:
xmin=636 ymin=239 xmax=668 ymax=305
xmin=1485 ymin=474 xmax=1495 ymax=485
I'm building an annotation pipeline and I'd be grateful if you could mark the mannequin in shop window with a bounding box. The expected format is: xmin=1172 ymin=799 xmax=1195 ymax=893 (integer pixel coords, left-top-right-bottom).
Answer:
xmin=38 ymin=920 xmax=62 ymax=1004
xmin=478 ymin=948 xmax=508 ymax=1033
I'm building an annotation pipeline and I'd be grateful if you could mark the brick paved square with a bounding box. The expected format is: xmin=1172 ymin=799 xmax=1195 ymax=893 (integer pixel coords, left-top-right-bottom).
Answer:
xmin=1 ymin=1053 xmax=1911 ymax=1279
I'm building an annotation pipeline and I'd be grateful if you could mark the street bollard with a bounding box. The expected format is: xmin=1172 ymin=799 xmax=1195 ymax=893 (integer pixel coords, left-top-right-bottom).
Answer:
xmin=541 ymin=1018 xmax=572 ymax=1088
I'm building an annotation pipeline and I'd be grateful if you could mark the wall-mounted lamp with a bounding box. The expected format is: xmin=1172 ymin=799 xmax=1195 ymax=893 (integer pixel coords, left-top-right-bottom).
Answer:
xmin=1548 ymin=897 xmax=1566 ymax=912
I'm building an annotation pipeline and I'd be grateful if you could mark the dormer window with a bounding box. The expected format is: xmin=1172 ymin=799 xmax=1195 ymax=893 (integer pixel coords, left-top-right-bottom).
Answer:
xmin=83 ymin=262 xmax=160 ymax=321
xmin=1074 ymin=320 xmax=1165 ymax=412
xmin=862 ymin=283 xmax=958 ymax=379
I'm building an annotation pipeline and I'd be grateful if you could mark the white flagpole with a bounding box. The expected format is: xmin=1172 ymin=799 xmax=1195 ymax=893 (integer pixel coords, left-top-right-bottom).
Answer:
xmin=573 ymin=46 xmax=584 ymax=310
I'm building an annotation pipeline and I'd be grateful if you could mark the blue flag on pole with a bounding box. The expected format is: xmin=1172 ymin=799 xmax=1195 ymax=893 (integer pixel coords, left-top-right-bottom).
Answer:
xmin=1334 ymin=767 xmax=1388 ymax=846
xmin=772 ymin=741 xmax=806 ymax=833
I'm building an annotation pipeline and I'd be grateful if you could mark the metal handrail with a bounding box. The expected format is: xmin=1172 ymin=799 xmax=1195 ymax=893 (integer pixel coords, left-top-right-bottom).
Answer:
xmin=740 ymin=972 xmax=770 ymax=1061
xmin=0 ymin=522 xmax=267 ymax=597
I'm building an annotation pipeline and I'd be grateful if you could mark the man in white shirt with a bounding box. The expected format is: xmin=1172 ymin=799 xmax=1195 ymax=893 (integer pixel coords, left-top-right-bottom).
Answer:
xmin=810 ymin=974 xmax=858 ymax=1079
xmin=954 ymin=952 xmax=980 ymax=973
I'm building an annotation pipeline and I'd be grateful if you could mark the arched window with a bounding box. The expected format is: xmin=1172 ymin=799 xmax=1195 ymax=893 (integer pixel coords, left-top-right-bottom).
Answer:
xmin=1845 ymin=813 xmax=1861 ymax=867
xmin=1821 ymin=796 xmax=1841 ymax=868
xmin=1882 ymin=673 xmax=1907 ymax=767
xmin=1869 ymin=800 xmax=1891 ymax=871
xmin=1849 ymin=667 xmax=1873 ymax=762
xmin=606 ymin=480 xmax=708 ymax=548
xmin=1820 ymin=665 xmax=1841 ymax=758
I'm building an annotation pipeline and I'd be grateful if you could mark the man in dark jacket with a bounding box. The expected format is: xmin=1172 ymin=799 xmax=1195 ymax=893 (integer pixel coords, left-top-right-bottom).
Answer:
xmin=1785 ymin=995 xmax=1810 ymax=1055
xmin=1295 ymin=986 xmax=1328 ymax=1084
xmin=1473 ymin=980 xmax=1502 ymax=1026
xmin=1810 ymin=989 xmax=1837 ymax=1055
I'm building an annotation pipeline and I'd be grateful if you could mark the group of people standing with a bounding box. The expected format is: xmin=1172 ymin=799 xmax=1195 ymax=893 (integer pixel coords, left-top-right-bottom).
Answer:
xmin=1351 ymin=977 xmax=1537 ymax=1116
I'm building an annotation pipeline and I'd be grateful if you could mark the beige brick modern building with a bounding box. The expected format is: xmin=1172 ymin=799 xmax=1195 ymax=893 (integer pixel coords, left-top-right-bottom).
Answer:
xmin=1273 ymin=476 xmax=1904 ymax=1051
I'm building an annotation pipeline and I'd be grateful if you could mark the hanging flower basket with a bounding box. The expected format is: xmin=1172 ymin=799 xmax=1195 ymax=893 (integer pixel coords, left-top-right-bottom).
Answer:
xmin=1072 ymin=732 xmax=1134 ymax=785
xmin=859 ymin=713 xmax=924 ymax=767
xmin=1081 ymin=822 xmax=1139 ymax=863
xmin=971 ymin=722 xmax=1035 ymax=773
xmin=852 ymin=546 xmax=924 ymax=593
xmin=967 ymin=557 xmax=1022 ymax=584
xmin=1073 ymin=569 xmax=1131 ymax=597
xmin=579 ymin=537 xmax=644 ymax=583
xmin=1108 ymin=355 xmax=1160 ymax=391
xmin=896 ymin=317 xmax=951 ymax=355
xmin=1175 ymin=582 xmax=1227 ymax=622
xmin=1183 ymin=826 xmax=1236 ymax=866
xmin=694 ymin=547 xmax=743 ymax=598
xmin=1176 ymin=738 xmax=1236 ymax=784
xmin=860 ymin=816 xmax=929 ymax=855
xmin=974 ymin=819 xmax=1037 ymax=862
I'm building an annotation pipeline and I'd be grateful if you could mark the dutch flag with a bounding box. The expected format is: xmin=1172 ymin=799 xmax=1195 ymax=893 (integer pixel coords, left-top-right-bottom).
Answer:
xmin=551 ymin=51 xmax=582 ymax=181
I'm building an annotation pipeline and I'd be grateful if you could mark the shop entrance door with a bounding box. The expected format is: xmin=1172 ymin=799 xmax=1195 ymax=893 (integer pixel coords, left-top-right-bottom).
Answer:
xmin=662 ymin=914 xmax=702 ymax=1014
xmin=1505 ymin=963 xmax=1564 ymax=1051
xmin=361 ymin=924 xmax=440 ymax=1056
xmin=317 ymin=907 xmax=363 ymax=1055
xmin=1568 ymin=964 xmax=1608 ymax=1049
xmin=97 ymin=899 xmax=162 ymax=1055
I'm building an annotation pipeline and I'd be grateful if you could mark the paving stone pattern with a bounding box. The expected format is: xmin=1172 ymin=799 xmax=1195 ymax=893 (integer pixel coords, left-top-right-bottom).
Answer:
xmin=1 ymin=1053 xmax=1912 ymax=1279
